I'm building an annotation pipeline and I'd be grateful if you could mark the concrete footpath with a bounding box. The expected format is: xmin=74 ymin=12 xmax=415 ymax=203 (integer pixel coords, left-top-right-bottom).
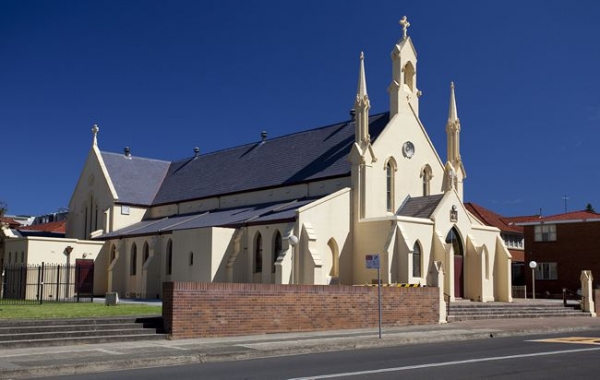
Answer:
xmin=2 ymin=316 xmax=600 ymax=379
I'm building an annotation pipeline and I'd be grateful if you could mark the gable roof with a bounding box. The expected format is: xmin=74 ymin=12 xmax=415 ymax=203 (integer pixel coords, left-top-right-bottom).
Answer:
xmin=19 ymin=220 xmax=66 ymax=234
xmin=464 ymin=202 xmax=530 ymax=234
xmin=101 ymin=152 xmax=170 ymax=206
xmin=0 ymin=217 xmax=21 ymax=228
xmin=397 ymin=194 xmax=444 ymax=219
xmin=152 ymin=113 xmax=390 ymax=205
xmin=12 ymin=220 xmax=66 ymax=238
xmin=515 ymin=210 xmax=600 ymax=225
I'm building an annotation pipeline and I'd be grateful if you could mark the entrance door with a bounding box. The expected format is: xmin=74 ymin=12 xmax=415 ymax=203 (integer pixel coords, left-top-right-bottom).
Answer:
xmin=75 ymin=259 xmax=94 ymax=298
xmin=454 ymin=254 xmax=464 ymax=298
xmin=446 ymin=227 xmax=464 ymax=298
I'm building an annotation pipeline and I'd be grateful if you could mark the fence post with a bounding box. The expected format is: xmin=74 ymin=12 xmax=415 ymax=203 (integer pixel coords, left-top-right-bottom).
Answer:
xmin=76 ymin=264 xmax=80 ymax=303
xmin=56 ymin=264 xmax=61 ymax=302
xmin=38 ymin=263 xmax=43 ymax=305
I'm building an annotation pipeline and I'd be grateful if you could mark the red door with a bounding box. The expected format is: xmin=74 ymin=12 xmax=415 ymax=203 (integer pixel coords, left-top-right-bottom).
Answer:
xmin=454 ymin=254 xmax=464 ymax=298
xmin=75 ymin=259 xmax=94 ymax=296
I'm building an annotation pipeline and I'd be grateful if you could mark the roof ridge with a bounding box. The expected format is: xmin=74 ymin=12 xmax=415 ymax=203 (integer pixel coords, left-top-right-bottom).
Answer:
xmin=101 ymin=151 xmax=172 ymax=164
xmin=167 ymin=112 xmax=391 ymax=164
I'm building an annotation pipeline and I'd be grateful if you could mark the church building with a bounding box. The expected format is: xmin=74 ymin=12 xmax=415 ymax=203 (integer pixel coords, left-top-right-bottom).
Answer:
xmin=67 ymin=17 xmax=512 ymax=302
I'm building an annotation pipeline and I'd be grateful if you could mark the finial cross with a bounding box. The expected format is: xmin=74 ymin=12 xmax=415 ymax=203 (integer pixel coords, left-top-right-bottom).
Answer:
xmin=92 ymin=124 xmax=99 ymax=146
xmin=399 ymin=16 xmax=410 ymax=40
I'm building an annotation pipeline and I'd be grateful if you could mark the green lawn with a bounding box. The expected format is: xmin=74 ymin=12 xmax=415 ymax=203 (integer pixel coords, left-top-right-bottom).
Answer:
xmin=0 ymin=302 xmax=162 ymax=320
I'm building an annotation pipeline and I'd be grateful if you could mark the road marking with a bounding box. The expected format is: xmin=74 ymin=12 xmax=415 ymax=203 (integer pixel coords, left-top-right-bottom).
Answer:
xmin=152 ymin=344 xmax=190 ymax=351
xmin=94 ymin=348 xmax=123 ymax=355
xmin=530 ymin=337 xmax=600 ymax=345
xmin=287 ymin=347 xmax=600 ymax=380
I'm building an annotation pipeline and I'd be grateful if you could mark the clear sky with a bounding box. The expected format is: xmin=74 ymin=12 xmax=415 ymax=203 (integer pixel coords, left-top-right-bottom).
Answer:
xmin=2 ymin=1 xmax=599 ymax=218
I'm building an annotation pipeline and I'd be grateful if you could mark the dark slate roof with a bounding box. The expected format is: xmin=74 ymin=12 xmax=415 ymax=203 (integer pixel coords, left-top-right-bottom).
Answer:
xmin=397 ymin=194 xmax=444 ymax=219
xmin=101 ymin=152 xmax=171 ymax=206
xmin=152 ymin=113 xmax=390 ymax=205
xmin=97 ymin=198 xmax=317 ymax=239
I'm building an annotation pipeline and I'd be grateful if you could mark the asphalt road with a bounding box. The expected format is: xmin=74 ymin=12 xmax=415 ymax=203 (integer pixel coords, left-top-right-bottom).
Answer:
xmin=45 ymin=330 xmax=600 ymax=380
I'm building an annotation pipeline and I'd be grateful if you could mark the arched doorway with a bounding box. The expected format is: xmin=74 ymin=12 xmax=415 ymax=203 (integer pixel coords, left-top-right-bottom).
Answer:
xmin=446 ymin=227 xmax=464 ymax=298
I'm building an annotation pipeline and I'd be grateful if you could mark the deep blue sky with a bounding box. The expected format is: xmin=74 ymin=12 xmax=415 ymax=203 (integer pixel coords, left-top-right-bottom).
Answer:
xmin=2 ymin=1 xmax=600 ymax=218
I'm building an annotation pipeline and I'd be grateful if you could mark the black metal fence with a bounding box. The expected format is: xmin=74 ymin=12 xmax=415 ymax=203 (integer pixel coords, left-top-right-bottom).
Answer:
xmin=1 ymin=262 xmax=94 ymax=305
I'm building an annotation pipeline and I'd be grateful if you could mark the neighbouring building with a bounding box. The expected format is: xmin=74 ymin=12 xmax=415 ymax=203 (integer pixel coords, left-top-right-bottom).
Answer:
xmin=65 ymin=17 xmax=512 ymax=302
xmin=517 ymin=210 xmax=600 ymax=298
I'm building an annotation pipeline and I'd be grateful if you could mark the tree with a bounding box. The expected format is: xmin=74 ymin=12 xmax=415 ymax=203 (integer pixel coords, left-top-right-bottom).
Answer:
xmin=585 ymin=203 xmax=596 ymax=213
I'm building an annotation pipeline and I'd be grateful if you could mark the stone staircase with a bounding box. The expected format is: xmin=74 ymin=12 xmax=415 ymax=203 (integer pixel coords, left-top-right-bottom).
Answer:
xmin=447 ymin=300 xmax=592 ymax=322
xmin=0 ymin=316 xmax=167 ymax=349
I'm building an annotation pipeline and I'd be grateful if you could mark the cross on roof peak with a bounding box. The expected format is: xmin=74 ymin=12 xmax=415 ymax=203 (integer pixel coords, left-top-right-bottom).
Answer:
xmin=399 ymin=16 xmax=410 ymax=40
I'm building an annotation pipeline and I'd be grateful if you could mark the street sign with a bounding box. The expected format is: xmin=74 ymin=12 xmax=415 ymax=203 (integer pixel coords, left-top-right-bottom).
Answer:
xmin=366 ymin=254 xmax=380 ymax=269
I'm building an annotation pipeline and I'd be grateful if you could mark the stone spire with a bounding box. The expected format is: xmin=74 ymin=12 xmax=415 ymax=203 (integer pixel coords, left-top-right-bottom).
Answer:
xmin=354 ymin=51 xmax=370 ymax=144
xmin=448 ymin=82 xmax=458 ymax=122
xmin=357 ymin=51 xmax=368 ymax=99
xmin=446 ymin=82 xmax=461 ymax=165
xmin=445 ymin=82 xmax=466 ymax=199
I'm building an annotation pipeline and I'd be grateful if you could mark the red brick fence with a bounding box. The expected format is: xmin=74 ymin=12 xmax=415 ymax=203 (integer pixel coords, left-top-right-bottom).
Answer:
xmin=162 ymin=282 xmax=440 ymax=339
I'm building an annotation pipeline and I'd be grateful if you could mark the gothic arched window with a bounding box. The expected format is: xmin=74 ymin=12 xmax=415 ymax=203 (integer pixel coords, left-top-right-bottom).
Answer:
xmin=166 ymin=239 xmax=173 ymax=275
xmin=385 ymin=158 xmax=397 ymax=212
xmin=413 ymin=241 xmax=422 ymax=278
xmin=254 ymin=232 xmax=263 ymax=273
xmin=130 ymin=243 xmax=137 ymax=276
xmin=272 ymin=231 xmax=282 ymax=273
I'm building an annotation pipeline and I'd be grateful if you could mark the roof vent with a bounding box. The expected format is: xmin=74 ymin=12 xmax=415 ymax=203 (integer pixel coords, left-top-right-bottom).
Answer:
xmin=124 ymin=146 xmax=131 ymax=158
xmin=349 ymin=108 xmax=356 ymax=120
xmin=194 ymin=147 xmax=200 ymax=157
xmin=261 ymin=130 xmax=267 ymax=142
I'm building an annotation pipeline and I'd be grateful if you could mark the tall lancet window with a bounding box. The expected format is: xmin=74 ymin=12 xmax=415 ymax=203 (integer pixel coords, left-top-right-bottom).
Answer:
xmin=385 ymin=158 xmax=396 ymax=212
xmin=272 ymin=231 xmax=282 ymax=273
xmin=413 ymin=241 xmax=422 ymax=278
xmin=166 ymin=239 xmax=173 ymax=275
xmin=130 ymin=243 xmax=137 ymax=276
xmin=403 ymin=62 xmax=415 ymax=91
xmin=254 ymin=232 xmax=263 ymax=273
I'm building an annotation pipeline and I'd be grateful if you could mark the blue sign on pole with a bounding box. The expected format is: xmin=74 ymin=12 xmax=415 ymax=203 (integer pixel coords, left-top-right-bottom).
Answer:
xmin=366 ymin=254 xmax=380 ymax=269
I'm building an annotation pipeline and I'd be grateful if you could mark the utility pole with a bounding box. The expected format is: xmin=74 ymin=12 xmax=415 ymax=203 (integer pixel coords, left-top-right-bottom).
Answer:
xmin=562 ymin=195 xmax=569 ymax=213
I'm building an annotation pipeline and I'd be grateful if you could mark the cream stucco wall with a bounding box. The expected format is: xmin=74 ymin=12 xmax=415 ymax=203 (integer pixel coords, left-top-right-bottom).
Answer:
xmin=3 ymin=237 xmax=106 ymax=295
xmin=371 ymin=112 xmax=445 ymax=214
xmin=295 ymin=188 xmax=351 ymax=285
xmin=68 ymin=147 xmax=117 ymax=240
xmin=426 ymin=192 xmax=511 ymax=302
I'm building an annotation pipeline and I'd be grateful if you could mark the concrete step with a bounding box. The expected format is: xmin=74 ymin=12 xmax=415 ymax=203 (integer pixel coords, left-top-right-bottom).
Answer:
xmin=448 ymin=312 xmax=592 ymax=322
xmin=0 ymin=323 xmax=146 ymax=335
xmin=449 ymin=309 xmax=583 ymax=316
xmin=0 ymin=333 xmax=167 ymax=349
xmin=447 ymin=302 xmax=591 ymax=321
xmin=0 ymin=316 xmax=167 ymax=348
xmin=0 ymin=316 xmax=159 ymax=328
xmin=0 ymin=328 xmax=159 ymax=342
